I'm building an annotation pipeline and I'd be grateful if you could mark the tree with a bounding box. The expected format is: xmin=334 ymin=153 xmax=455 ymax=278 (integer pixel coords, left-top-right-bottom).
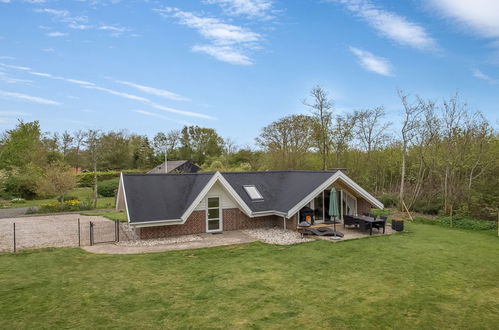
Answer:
xmin=37 ymin=162 xmax=77 ymax=202
xmin=354 ymin=107 xmax=391 ymax=157
xmin=303 ymin=86 xmax=333 ymax=170
xmin=256 ymin=114 xmax=314 ymax=169
xmin=330 ymin=113 xmax=357 ymax=167
xmin=398 ymin=90 xmax=424 ymax=211
xmin=153 ymin=129 xmax=181 ymax=165
xmin=61 ymin=131 xmax=74 ymax=161
xmin=179 ymin=126 xmax=224 ymax=165
xmin=85 ymin=129 xmax=101 ymax=208
xmin=73 ymin=130 xmax=87 ymax=171
xmin=0 ymin=120 xmax=45 ymax=169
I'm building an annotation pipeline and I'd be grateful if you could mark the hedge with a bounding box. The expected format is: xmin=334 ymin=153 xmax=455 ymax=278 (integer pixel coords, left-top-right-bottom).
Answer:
xmin=97 ymin=179 xmax=119 ymax=197
xmin=77 ymin=170 xmax=144 ymax=187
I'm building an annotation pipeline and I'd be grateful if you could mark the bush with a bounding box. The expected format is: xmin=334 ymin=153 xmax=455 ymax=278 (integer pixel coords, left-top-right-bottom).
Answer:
xmin=35 ymin=200 xmax=94 ymax=213
xmin=76 ymin=170 xmax=143 ymax=187
xmin=57 ymin=195 xmax=78 ymax=202
xmin=438 ymin=216 xmax=497 ymax=231
xmin=378 ymin=194 xmax=398 ymax=208
xmin=97 ymin=179 xmax=119 ymax=197
xmin=412 ymin=200 xmax=442 ymax=215
xmin=413 ymin=215 xmax=496 ymax=231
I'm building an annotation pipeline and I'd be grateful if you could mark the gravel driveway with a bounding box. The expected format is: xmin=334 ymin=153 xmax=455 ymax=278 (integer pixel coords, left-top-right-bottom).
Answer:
xmin=0 ymin=214 xmax=115 ymax=252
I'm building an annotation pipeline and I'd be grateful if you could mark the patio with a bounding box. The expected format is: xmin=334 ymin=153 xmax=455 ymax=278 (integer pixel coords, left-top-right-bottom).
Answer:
xmin=302 ymin=222 xmax=396 ymax=241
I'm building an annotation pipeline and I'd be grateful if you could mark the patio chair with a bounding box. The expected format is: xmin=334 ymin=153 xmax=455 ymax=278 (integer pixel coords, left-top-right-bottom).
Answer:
xmin=343 ymin=215 xmax=358 ymax=228
xmin=372 ymin=216 xmax=387 ymax=234
xmin=359 ymin=217 xmax=374 ymax=232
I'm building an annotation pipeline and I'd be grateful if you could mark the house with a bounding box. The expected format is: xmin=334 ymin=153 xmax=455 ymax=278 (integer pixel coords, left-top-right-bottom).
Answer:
xmin=116 ymin=170 xmax=384 ymax=239
xmin=147 ymin=160 xmax=201 ymax=174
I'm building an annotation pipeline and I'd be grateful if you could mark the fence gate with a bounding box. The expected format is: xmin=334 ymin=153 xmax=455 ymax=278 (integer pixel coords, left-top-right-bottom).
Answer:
xmin=89 ymin=221 xmax=120 ymax=245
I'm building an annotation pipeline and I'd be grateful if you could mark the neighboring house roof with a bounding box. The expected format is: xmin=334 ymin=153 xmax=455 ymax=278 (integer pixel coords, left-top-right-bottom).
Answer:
xmin=147 ymin=160 xmax=201 ymax=174
xmin=119 ymin=170 xmax=384 ymax=226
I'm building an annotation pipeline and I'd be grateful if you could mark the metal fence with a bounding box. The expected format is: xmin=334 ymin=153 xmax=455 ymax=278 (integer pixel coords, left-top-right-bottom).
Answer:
xmin=0 ymin=217 xmax=132 ymax=253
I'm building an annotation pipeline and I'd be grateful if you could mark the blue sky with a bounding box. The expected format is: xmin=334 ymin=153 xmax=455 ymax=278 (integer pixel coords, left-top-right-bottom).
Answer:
xmin=0 ymin=0 xmax=498 ymax=145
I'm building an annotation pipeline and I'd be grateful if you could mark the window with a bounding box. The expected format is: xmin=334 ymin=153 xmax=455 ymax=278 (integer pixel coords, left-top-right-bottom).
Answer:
xmin=243 ymin=185 xmax=263 ymax=200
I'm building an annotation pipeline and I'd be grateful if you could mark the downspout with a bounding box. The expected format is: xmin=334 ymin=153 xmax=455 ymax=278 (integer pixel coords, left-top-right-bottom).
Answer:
xmin=282 ymin=216 xmax=287 ymax=230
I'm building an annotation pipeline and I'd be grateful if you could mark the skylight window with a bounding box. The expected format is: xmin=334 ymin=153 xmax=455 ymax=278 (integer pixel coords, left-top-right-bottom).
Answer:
xmin=243 ymin=185 xmax=263 ymax=201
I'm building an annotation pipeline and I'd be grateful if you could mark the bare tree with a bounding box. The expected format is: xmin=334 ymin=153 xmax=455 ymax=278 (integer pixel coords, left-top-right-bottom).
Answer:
xmin=303 ymin=85 xmax=333 ymax=170
xmin=85 ymin=129 xmax=101 ymax=208
xmin=223 ymin=137 xmax=239 ymax=155
xmin=73 ymin=130 xmax=87 ymax=171
xmin=398 ymin=90 xmax=424 ymax=210
xmin=354 ymin=107 xmax=391 ymax=157
xmin=61 ymin=131 xmax=74 ymax=161
xmin=330 ymin=113 xmax=357 ymax=167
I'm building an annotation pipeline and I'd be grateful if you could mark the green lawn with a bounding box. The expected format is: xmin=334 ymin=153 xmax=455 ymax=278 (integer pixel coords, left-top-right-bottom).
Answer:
xmin=81 ymin=210 xmax=128 ymax=222
xmin=0 ymin=187 xmax=115 ymax=210
xmin=0 ymin=224 xmax=498 ymax=329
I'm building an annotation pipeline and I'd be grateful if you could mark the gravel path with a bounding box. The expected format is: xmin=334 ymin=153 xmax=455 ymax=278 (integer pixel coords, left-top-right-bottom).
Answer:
xmin=0 ymin=207 xmax=37 ymax=219
xmin=0 ymin=214 xmax=114 ymax=252
xmin=243 ymin=227 xmax=313 ymax=245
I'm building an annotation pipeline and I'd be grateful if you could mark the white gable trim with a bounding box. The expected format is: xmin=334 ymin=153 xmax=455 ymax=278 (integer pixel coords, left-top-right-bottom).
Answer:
xmin=286 ymin=171 xmax=383 ymax=218
xmin=180 ymin=172 xmax=252 ymax=222
xmin=118 ymin=172 xmax=131 ymax=224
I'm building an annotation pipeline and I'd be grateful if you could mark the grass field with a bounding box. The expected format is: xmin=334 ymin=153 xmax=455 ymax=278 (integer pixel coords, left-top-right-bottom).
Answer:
xmin=1 ymin=223 xmax=498 ymax=329
xmin=81 ymin=210 xmax=127 ymax=222
xmin=0 ymin=187 xmax=115 ymax=210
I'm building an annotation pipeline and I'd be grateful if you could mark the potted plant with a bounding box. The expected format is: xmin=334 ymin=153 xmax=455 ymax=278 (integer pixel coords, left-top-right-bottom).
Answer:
xmin=391 ymin=217 xmax=405 ymax=232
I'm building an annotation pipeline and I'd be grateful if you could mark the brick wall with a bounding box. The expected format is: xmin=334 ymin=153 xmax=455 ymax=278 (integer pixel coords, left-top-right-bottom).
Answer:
xmin=136 ymin=208 xmax=299 ymax=239
xmin=138 ymin=210 xmax=206 ymax=239
xmin=357 ymin=198 xmax=372 ymax=215
xmin=223 ymin=208 xmax=281 ymax=230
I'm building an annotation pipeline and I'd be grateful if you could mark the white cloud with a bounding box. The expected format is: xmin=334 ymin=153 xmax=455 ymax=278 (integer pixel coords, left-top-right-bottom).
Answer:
xmin=473 ymin=69 xmax=497 ymax=84
xmin=0 ymin=110 xmax=31 ymax=116
xmin=134 ymin=110 xmax=192 ymax=125
xmin=349 ymin=46 xmax=394 ymax=76
xmin=205 ymin=0 xmax=274 ymax=19
xmin=0 ymin=71 xmax=32 ymax=84
xmin=192 ymin=44 xmax=252 ymax=65
xmin=155 ymin=7 xmax=260 ymax=65
xmin=0 ymin=63 xmax=31 ymax=71
xmin=98 ymin=25 xmax=126 ymax=32
xmin=2 ymin=63 xmax=214 ymax=119
xmin=427 ymin=0 xmax=499 ymax=39
xmin=334 ymin=0 xmax=436 ymax=50
xmin=116 ymin=80 xmax=189 ymax=101
xmin=47 ymin=31 xmax=67 ymax=37
xmin=0 ymin=90 xmax=61 ymax=105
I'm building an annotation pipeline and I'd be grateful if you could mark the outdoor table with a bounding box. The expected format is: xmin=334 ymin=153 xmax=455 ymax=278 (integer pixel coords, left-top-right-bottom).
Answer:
xmin=353 ymin=215 xmax=385 ymax=235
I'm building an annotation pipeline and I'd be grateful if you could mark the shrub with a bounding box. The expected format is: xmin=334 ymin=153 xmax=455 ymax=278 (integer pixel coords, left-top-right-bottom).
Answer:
xmin=412 ymin=200 xmax=441 ymax=215
xmin=378 ymin=194 xmax=398 ymax=208
xmin=57 ymin=195 xmax=78 ymax=202
xmin=36 ymin=199 xmax=93 ymax=213
xmin=413 ymin=215 xmax=496 ymax=231
xmin=76 ymin=170 xmax=143 ymax=187
xmin=97 ymin=179 xmax=119 ymax=197
xmin=438 ymin=216 xmax=497 ymax=231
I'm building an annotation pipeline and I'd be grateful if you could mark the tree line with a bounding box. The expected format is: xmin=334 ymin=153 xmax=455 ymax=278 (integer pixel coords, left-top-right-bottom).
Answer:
xmin=0 ymin=86 xmax=497 ymax=219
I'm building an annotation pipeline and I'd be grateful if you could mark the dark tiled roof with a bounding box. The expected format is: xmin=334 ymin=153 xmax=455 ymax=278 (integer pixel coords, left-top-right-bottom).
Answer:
xmin=221 ymin=171 xmax=336 ymax=213
xmin=123 ymin=173 xmax=213 ymax=223
xmin=122 ymin=170 xmax=338 ymax=223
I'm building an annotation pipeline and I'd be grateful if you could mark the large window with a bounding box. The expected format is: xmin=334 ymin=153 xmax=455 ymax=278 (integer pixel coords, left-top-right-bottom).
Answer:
xmin=206 ymin=197 xmax=222 ymax=232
